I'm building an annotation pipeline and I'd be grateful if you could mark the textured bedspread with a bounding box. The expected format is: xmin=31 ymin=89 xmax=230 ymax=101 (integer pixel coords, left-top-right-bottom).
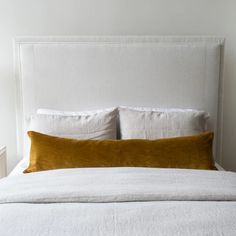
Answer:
xmin=0 ymin=167 xmax=236 ymax=235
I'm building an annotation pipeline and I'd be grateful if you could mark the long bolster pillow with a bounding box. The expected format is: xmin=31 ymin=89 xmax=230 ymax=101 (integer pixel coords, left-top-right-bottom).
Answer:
xmin=24 ymin=131 xmax=216 ymax=173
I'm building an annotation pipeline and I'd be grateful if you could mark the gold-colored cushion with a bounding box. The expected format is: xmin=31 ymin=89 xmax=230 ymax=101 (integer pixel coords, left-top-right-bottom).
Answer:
xmin=24 ymin=131 xmax=216 ymax=173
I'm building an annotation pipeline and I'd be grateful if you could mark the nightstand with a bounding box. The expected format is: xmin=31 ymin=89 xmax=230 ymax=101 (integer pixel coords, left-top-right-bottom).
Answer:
xmin=0 ymin=146 xmax=7 ymax=178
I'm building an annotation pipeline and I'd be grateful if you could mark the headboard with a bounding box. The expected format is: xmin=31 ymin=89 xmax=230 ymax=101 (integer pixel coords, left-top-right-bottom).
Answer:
xmin=14 ymin=36 xmax=225 ymax=163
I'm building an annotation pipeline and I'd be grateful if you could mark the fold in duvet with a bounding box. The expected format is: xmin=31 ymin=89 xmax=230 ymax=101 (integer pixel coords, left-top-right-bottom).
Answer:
xmin=0 ymin=167 xmax=236 ymax=203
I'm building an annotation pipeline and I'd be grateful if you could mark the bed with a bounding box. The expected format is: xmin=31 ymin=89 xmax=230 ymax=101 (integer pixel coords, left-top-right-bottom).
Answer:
xmin=1 ymin=36 xmax=236 ymax=236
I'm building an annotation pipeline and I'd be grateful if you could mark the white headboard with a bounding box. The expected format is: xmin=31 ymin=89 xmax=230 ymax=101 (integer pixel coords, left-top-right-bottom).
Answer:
xmin=14 ymin=36 xmax=224 ymax=163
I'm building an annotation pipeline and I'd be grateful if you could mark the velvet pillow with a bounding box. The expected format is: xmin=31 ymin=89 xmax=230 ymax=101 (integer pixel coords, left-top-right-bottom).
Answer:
xmin=24 ymin=131 xmax=216 ymax=173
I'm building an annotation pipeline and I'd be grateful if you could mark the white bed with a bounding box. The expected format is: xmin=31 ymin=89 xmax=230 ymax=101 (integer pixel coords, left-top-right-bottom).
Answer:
xmin=1 ymin=36 xmax=236 ymax=236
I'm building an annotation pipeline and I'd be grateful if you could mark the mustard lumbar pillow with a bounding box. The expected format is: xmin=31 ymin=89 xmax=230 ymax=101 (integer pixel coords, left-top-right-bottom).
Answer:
xmin=24 ymin=131 xmax=216 ymax=173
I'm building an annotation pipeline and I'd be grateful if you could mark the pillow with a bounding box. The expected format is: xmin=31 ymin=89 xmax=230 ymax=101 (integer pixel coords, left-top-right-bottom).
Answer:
xmin=29 ymin=108 xmax=117 ymax=140
xmin=119 ymin=107 xmax=209 ymax=139
xmin=24 ymin=131 xmax=216 ymax=173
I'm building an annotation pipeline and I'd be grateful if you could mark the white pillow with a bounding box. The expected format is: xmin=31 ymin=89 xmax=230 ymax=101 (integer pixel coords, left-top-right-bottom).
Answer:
xmin=119 ymin=106 xmax=209 ymax=139
xmin=29 ymin=108 xmax=117 ymax=140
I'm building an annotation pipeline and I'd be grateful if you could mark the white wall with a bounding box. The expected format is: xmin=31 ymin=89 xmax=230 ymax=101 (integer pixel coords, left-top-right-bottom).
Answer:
xmin=0 ymin=0 xmax=235 ymax=172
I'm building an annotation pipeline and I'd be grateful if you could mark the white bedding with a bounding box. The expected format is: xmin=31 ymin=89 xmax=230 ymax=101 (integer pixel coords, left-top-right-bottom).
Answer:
xmin=1 ymin=167 xmax=236 ymax=235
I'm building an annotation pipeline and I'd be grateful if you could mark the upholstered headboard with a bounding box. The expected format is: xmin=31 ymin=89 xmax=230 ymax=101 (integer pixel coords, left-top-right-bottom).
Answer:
xmin=14 ymin=36 xmax=224 ymax=163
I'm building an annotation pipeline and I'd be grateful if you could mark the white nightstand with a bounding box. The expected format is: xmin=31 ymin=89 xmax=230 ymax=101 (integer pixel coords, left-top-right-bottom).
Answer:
xmin=0 ymin=146 xmax=7 ymax=178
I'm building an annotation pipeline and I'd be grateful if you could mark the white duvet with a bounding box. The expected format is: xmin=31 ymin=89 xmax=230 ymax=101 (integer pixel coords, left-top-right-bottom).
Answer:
xmin=0 ymin=167 xmax=236 ymax=235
